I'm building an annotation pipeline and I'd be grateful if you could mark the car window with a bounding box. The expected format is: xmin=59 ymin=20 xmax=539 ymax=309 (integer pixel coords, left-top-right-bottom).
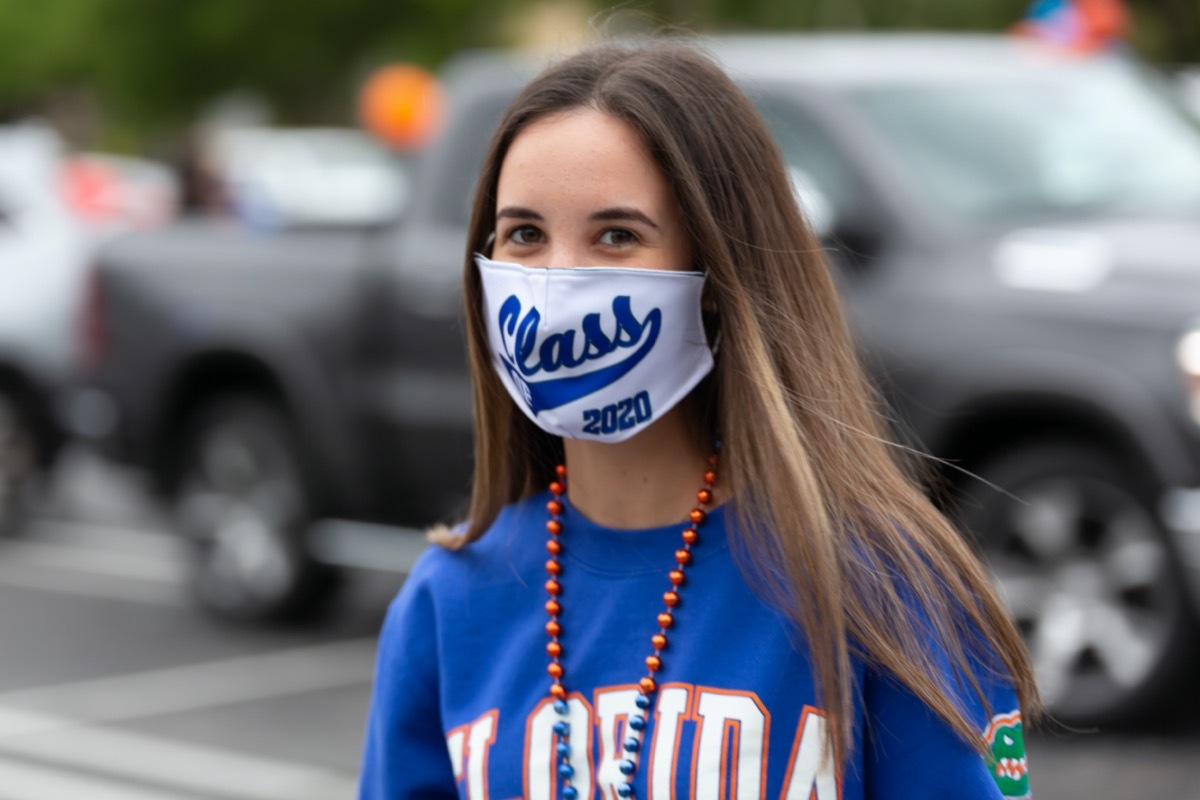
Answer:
xmin=849 ymin=60 xmax=1200 ymax=220
xmin=433 ymin=94 xmax=514 ymax=227
xmin=752 ymin=93 xmax=858 ymax=228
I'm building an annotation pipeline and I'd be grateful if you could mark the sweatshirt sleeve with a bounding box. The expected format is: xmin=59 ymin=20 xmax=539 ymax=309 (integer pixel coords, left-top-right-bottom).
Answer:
xmin=358 ymin=552 xmax=458 ymax=799
xmin=862 ymin=648 xmax=1030 ymax=800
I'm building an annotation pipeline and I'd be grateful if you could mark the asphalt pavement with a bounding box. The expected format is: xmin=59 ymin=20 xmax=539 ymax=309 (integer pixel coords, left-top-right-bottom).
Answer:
xmin=0 ymin=448 xmax=1197 ymax=799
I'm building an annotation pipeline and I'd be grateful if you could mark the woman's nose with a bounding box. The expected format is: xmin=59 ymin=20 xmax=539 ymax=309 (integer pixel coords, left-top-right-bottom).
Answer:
xmin=541 ymin=242 xmax=590 ymax=269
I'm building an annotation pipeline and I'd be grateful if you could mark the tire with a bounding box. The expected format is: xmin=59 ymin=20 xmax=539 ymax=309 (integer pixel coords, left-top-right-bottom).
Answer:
xmin=0 ymin=388 xmax=42 ymax=537
xmin=175 ymin=396 xmax=340 ymax=622
xmin=958 ymin=442 xmax=1198 ymax=727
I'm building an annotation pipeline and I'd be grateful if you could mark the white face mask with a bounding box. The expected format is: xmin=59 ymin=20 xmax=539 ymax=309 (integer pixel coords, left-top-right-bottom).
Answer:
xmin=476 ymin=254 xmax=714 ymax=443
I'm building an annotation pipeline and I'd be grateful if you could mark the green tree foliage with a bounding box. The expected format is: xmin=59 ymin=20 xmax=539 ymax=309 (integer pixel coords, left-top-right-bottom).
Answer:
xmin=0 ymin=0 xmax=516 ymax=135
xmin=0 ymin=0 xmax=1196 ymax=139
xmin=89 ymin=0 xmax=502 ymax=126
xmin=0 ymin=0 xmax=104 ymax=114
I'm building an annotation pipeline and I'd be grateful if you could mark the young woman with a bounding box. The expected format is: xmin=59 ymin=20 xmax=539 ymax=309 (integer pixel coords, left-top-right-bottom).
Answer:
xmin=360 ymin=41 xmax=1038 ymax=799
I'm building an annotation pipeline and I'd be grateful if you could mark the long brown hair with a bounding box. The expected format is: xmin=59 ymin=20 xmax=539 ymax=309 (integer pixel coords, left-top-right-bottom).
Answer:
xmin=441 ymin=40 xmax=1039 ymax=766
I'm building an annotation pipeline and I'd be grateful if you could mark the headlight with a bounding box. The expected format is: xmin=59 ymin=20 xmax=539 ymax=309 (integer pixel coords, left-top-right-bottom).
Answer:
xmin=1179 ymin=326 xmax=1200 ymax=425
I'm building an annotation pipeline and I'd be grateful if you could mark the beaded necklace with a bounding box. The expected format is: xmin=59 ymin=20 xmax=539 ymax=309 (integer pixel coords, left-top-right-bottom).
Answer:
xmin=543 ymin=449 xmax=720 ymax=799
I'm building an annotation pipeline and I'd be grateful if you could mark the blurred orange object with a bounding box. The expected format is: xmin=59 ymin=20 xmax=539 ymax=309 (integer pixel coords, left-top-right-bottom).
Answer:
xmin=358 ymin=64 xmax=444 ymax=151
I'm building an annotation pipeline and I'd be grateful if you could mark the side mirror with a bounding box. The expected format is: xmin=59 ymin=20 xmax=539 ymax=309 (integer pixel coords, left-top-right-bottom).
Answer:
xmin=788 ymin=168 xmax=833 ymax=239
xmin=789 ymin=167 xmax=883 ymax=270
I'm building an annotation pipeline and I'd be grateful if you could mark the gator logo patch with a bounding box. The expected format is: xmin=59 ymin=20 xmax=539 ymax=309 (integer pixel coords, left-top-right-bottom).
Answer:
xmin=983 ymin=711 xmax=1029 ymax=798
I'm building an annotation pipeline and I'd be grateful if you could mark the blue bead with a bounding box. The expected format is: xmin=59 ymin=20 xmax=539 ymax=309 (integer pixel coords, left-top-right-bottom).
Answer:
xmin=628 ymin=714 xmax=646 ymax=731
xmin=623 ymin=735 xmax=641 ymax=752
xmin=558 ymin=763 xmax=574 ymax=778
xmin=553 ymin=721 xmax=569 ymax=736
xmin=619 ymin=758 xmax=637 ymax=775
xmin=556 ymin=742 xmax=570 ymax=757
xmin=554 ymin=699 xmax=569 ymax=715
xmin=563 ymin=787 xmax=579 ymax=800
xmin=618 ymin=784 xmax=635 ymax=798
xmin=635 ymin=695 xmax=652 ymax=709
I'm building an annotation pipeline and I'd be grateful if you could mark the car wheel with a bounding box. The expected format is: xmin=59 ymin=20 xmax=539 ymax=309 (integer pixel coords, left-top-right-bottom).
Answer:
xmin=959 ymin=442 xmax=1197 ymax=727
xmin=175 ymin=396 xmax=339 ymax=622
xmin=0 ymin=389 xmax=41 ymax=537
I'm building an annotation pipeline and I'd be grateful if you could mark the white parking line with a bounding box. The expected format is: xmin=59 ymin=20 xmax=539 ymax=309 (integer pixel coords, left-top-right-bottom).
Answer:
xmin=0 ymin=560 xmax=186 ymax=607
xmin=0 ymin=638 xmax=377 ymax=731
xmin=0 ymin=709 xmax=358 ymax=800
xmin=0 ymin=753 xmax=197 ymax=800
xmin=0 ymin=536 xmax=185 ymax=584
xmin=0 ymin=518 xmax=189 ymax=606
xmin=32 ymin=517 xmax=179 ymax=557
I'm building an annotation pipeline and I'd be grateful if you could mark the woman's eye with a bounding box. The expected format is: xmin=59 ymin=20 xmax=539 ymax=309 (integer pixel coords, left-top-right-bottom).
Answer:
xmin=598 ymin=228 xmax=638 ymax=247
xmin=508 ymin=226 xmax=544 ymax=245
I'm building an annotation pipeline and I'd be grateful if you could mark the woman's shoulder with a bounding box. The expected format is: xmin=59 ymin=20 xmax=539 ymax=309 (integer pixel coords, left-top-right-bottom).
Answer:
xmin=405 ymin=490 xmax=552 ymax=591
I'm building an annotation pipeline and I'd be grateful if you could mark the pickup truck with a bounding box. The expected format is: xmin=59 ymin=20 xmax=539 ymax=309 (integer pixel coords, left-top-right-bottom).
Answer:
xmin=76 ymin=35 xmax=1200 ymax=728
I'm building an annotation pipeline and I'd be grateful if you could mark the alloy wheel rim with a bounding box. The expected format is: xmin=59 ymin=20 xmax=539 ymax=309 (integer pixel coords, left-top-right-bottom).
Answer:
xmin=986 ymin=475 xmax=1175 ymax=715
xmin=179 ymin=423 xmax=303 ymax=608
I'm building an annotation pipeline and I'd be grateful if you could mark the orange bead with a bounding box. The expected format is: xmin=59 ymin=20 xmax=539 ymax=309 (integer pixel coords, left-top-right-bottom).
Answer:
xmin=689 ymin=509 xmax=706 ymax=525
xmin=651 ymin=634 xmax=667 ymax=650
xmin=639 ymin=677 xmax=657 ymax=694
xmin=547 ymin=539 xmax=562 ymax=555
xmin=546 ymin=620 xmax=561 ymax=637
xmin=663 ymin=591 xmax=680 ymax=607
xmin=551 ymin=683 xmax=567 ymax=700
xmin=547 ymin=641 xmax=562 ymax=657
xmin=682 ymin=529 xmax=699 ymax=545
xmin=549 ymin=481 xmax=564 ymax=496
xmin=556 ymin=464 xmax=567 ymax=478
xmin=547 ymin=519 xmax=562 ymax=535
xmin=546 ymin=559 xmax=562 ymax=576
xmin=697 ymin=488 xmax=713 ymax=505
xmin=646 ymin=655 xmax=662 ymax=672
xmin=675 ymin=549 xmax=691 ymax=566
xmin=657 ymin=612 xmax=674 ymax=628
xmin=545 ymin=579 xmax=561 ymax=595
xmin=708 ymin=454 xmax=720 ymax=466
xmin=704 ymin=470 xmax=716 ymax=486
xmin=547 ymin=500 xmax=563 ymax=515
xmin=549 ymin=663 xmax=564 ymax=678
xmin=669 ymin=570 xmax=686 ymax=586
xmin=545 ymin=600 xmax=561 ymax=616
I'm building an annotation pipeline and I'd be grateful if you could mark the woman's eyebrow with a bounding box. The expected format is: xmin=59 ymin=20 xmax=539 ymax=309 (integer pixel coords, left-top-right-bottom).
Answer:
xmin=589 ymin=206 xmax=661 ymax=230
xmin=496 ymin=206 xmax=543 ymax=221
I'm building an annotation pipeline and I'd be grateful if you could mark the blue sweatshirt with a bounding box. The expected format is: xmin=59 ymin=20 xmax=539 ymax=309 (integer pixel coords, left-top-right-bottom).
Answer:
xmin=359 ymin=492 xmax=1030 ymax=799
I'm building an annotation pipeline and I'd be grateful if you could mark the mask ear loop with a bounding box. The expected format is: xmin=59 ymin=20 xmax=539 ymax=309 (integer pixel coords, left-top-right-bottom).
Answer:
xmin=700 ymin=277 xmax=721 ymax=357
xmin=483 ymin=231 xmax=496 ymax=257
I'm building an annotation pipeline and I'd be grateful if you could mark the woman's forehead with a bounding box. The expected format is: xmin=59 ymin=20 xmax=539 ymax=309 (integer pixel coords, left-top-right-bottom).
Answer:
xmin=496 ymin=109 xmax=673 ymax=213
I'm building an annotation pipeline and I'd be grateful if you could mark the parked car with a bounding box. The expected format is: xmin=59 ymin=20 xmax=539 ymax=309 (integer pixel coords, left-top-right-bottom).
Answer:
xmin=1177 ymin=65 xmax=1200 ymax=119
xmin=205 ymin=127 xmax=410 ymax=229
xmin=0 ymin=122 xmax=92 ymax=534
xmin=76 ymin=35 xmax=1200 ymax=728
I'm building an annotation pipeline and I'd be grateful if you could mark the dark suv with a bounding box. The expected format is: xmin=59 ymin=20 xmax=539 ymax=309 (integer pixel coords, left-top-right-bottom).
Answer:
xmin=79 ymin=35 xmax=1200 ymax=727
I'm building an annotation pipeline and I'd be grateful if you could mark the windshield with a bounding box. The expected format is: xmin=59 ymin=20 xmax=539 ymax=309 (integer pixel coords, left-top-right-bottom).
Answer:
xmin=850 ymin=59 xmax=1200 ymax=221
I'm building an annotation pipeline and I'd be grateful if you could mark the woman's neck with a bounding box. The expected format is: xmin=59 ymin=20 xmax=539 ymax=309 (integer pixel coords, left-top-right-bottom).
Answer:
xmin=562 ymin=409 xmax=712 ymax=530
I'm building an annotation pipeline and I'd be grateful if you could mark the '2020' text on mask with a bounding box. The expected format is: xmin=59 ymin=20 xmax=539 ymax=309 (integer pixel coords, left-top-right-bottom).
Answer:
xmin=476 ymin=254 xmax=714 ymax=443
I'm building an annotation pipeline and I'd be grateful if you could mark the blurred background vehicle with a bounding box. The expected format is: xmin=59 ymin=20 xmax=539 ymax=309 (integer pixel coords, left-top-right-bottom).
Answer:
xmin=74 ymin=34 xmax=1200 ymax=733
xmin=0 ymin=123 xmax=90 ymax=536
xmin=205 ymin=127 xmax=410 ymax=230
xmin=61 ymin=151 xmax=180 ymax=234
xmin=1177 ymin=65 xmax=1200 ymax=118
